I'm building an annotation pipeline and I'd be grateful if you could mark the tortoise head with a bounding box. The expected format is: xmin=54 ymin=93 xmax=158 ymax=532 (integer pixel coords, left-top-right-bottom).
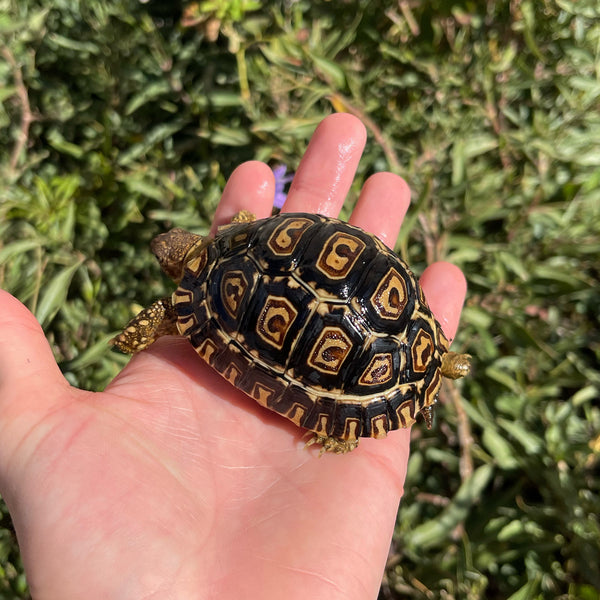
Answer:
xmin=151 ymin=228 xmax=209 ymax=283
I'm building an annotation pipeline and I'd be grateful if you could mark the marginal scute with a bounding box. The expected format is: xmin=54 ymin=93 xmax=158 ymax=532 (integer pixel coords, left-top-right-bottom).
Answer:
xmin=176 ymin=311 xmax=198 ymax=335
xmin=196 ymin=338 xmax=219 ymax=364
xmin=314 ymin=413 xmax=331 ymax=436
xmin=223 ymin=362 xmax=243 ymax=385
xmin=370 ymin=415 xmax=389 ymax=439
xmin=341 ymin=417 xmax=360 ymax=441
xmin=287 ymin=402 xmax=308 ymax=426
xmin=396 ymin=399 xmax=416 ymax=428
xmin=186 ymin=246 xmax=209 ymax=277
xmin=251 ymin=382 xmax=276 ymax=407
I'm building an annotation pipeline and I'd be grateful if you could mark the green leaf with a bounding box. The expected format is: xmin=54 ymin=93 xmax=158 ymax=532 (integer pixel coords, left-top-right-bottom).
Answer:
xmin=0 ymin=239 xmax=42 ymax=263
xmin=0 ymin=85 xmax=17 ymax=102
xmin=125 ymin=80 xmax=172 ymax=115
xmin=47 ymin=33 xmax=100 ymax=54
xmin=485 ymin=366 xmax=521 ymax=393
xmin=36 ymin=259 xmax=84 ymax=328
xmin=61 ymin=333 xmax=115 ymax=372
xmin=208 ymin=125 xmax=251 ymax=146
xmin=498 ymin=418 xmax=543 ymax=455
xmin=506 ymin=577 xmax=541 ymax=600
xmin=310 ymin=54 xmax=346 ymax=88
xmin=497 ymin=519 xmax=525 ymax=541
xmin=408 ymin=464 xmax=494 ymax=550
xmin=498 ymin=251 xmax=530 ymax=281
xmin=452 ymin=137 xmax=465 ymax=186
xmin=482 ymin=427 xmax=519 ymax=470
xmin=46 ymin=130 xmax=85 ymax=158
xmin=117 ymin=121 xmax=186 ymax=165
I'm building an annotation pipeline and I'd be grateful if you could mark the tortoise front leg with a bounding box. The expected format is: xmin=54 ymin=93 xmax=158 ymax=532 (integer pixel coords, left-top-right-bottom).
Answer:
xmin=231 ymin=209 xmax=256 ymax=223
xmin=216 ymin=210 xmax=257 ymax=235
xmin=112 ymin=297 xmax=178 ymax=354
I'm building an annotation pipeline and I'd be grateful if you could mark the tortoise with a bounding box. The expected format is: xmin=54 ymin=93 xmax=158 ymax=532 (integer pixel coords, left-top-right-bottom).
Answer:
xmin=113 ymin=211 xmax=470 ymax=453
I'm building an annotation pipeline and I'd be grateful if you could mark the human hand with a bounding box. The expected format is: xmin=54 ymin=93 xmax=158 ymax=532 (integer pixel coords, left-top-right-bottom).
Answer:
xmin=0 ymin=113 xmax=466 ymax=599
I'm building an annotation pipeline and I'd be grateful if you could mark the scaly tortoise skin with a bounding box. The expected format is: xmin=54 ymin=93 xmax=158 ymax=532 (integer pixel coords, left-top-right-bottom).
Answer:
xmin=113 ymin=211 xmax=470 ymax=453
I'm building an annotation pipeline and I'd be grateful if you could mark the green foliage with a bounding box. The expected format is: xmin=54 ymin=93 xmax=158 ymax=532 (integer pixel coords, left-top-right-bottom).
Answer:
xmin=1 ymin=0 xmax=599 ymax=598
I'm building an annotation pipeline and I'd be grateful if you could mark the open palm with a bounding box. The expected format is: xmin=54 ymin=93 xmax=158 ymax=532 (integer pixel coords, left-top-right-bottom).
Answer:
xmin=0 ymin=114 xmax=466 ymax=599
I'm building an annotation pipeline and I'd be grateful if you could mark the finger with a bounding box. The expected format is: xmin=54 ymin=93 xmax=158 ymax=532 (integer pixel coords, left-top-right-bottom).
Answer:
xmin=348 ymin=172 xmax=411 ymax=249
xmin=282 ymin=113 xmax=367 ymax=216
xmin=0 ymin=290 xmax=66 ymax=395
xmin=210 ymin=161 xmax=275 ymax=235
xmin=0 ymin=290 xmax=70 ymax=455
xmin=419 ymin=261 xmax=467 ymax=342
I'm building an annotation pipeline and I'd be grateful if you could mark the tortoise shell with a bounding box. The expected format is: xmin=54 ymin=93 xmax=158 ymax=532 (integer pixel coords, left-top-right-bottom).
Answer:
xmin=171 ymin=212 xmax=451 ymax=445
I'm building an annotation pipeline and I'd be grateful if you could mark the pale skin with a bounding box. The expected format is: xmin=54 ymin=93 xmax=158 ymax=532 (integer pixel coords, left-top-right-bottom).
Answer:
xmin=0 ymin=114 xmax=467 ymax=599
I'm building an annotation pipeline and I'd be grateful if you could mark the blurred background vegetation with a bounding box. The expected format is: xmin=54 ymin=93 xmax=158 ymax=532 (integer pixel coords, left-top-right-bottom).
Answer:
xmin=1 ymin=0 xmax=599 ymax=598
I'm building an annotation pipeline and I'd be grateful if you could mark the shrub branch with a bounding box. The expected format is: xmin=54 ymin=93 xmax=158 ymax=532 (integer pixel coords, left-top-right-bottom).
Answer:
xmin=2 ymin=45 xmax=34 ymax=173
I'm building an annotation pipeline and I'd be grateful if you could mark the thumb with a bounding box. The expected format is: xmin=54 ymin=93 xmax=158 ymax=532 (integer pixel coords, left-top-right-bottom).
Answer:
xmin=0 ymin=289 xmax=71 ymax=452
xmin=0 ymin=289 xmax=67 ymax=393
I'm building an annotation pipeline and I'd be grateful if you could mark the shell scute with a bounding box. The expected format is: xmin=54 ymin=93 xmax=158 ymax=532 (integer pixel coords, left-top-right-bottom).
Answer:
xmin=296 ymin=220 xmax=378 ymax=300
xmin=240 ymin=276 xmax=316 ymax=371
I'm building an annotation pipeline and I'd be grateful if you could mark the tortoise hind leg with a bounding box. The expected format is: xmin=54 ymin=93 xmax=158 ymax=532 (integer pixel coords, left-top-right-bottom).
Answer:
xmin=441 ymin=351 xmax=471 ymax=380
xmin=305 ymin=434 xmax=359 ymax=455
xmin=112 ymin=297 xmax=178 ymax=354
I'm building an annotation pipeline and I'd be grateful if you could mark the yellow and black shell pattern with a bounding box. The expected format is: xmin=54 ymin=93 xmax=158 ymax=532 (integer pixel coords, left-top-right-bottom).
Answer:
xmin=172 ymin=213 xmax=450 ymax=442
